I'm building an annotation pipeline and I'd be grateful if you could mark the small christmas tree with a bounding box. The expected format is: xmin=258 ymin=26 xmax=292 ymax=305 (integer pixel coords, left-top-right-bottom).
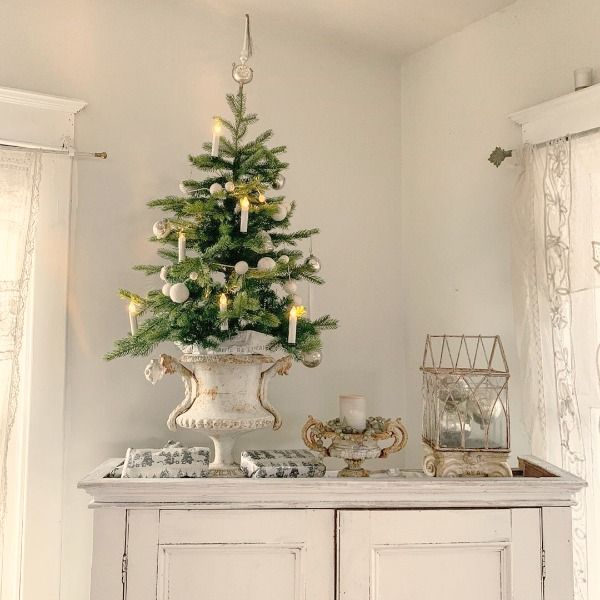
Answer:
xmin=105 ymin=72 xmax=337 ymax=362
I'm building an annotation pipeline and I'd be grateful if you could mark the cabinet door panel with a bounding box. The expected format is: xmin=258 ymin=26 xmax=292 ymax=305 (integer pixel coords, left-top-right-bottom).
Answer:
xmin=126 ymin=509 xmax=334 ymax=600
xmin=338 ymin=509 xmax=541 ymax=600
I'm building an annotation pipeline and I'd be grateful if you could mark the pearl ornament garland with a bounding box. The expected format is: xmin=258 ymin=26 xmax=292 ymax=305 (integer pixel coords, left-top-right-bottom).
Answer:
xmin=234 ymin=261 xmax=249 ymax=275
xmin=257 ymin=257 xmax=276 ymax=272
xmin=209 ymin=182 xmax=223 ymax=195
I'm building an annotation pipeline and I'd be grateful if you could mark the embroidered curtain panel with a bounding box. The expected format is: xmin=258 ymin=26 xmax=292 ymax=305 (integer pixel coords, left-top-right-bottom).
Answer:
xmin=0 ymin=149 xmax=41 ymax=580
xmin=513 ymin=132 xmax=600 ymax=600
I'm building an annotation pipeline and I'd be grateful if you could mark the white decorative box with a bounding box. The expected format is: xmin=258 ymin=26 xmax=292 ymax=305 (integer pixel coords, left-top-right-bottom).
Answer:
xmin=122 ymin=443 xmax=209 ymax=478
xmin=240 ymin=449 xmax=326 ymax=478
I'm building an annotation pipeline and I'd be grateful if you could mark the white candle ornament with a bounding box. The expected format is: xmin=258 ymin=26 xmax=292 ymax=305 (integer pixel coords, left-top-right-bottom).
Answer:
xmin=178 ymin=232 xmax=186 ymax=263
xmin=128 ymin=301 xmax=138 ymax=335
xmin=288 ymin=306 xmax=297 ymax=344
xmin=219 ymin=293 xmax=228 ymax=331
xmin=240 ymin=196 xmax=249 ymax=232
xmin=339 ymin=394 xmax=367 ymax=432
xmin=211 ymin=117 xmax=222 ymax=157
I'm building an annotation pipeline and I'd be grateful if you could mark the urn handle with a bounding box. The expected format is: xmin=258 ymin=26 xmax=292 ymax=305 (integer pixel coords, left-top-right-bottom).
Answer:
xmin=379 ymin=418 xmax=409 ymax=458
xmin=258 ymin=356 xmax=292 ymax=430
xmin=144 ymin=354 xmax=199 ymax=432
xmin=302 ymin=416 xmax=335 ymax=457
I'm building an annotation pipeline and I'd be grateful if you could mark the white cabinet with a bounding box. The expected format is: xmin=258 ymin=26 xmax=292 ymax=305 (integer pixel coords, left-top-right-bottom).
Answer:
xmin=338 ymin=509 xmax=542 ymax=600
xmin=125 ymin=509 xmax=333 ymax=600
xmin=79 ymin=456 xmax=584 ymax=600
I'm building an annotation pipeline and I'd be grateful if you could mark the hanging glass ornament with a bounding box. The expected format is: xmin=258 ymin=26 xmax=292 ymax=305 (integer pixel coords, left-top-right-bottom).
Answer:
xmin=304 ymin=254 xmax=322 ymax=272
xmin=272 ymin=174 xmax=286 ymax=190
xmin=232 ymin=14 xmax=254 ymax=85
xmin=301 ymin=350 xmax=322 ymax=368
xmin=258 ymin=231 xmax=274 ymax=252
xmin=160 ymin=266 xmax=170 ymax=281
xmin=153 ymin=219 xmax=172 ymax=239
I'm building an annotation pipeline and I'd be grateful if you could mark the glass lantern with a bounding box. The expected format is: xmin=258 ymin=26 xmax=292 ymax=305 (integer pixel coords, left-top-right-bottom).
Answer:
xmin=421 ymin=335 xmax=512 ymax=477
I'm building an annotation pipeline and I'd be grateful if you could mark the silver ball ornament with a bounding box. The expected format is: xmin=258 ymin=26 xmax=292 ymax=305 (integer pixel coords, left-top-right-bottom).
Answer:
xmin=153 ymin=219 xmax=172 ymax=239
xmin=169 ymin=282 xmax=190 ymax=304
xmin=272 ymin=205 xmax=288 ymax=222
xmin=159 ymin=266 xmax=169 ymax=281
xmin=225 ymin=181 xmax=235 ymax=193
xmin=283 ymin=281 xmax=297 ymax=294
xmin=272 ymin=174 xmax=286 ymax=190
xmin=209 ymin=182 xmax=223 ymax=195
xmin=257 ymin=257 xmax=276 ymax=272
xmin=234 ymin=261 xmax=249 ymax=275
xmin=301 ymin=350 xmax=322 ymax=368
xmin=304 ymin=254 xmax=322 ymax=273
xmin=162 ymin=282 xmax=172 ymax=297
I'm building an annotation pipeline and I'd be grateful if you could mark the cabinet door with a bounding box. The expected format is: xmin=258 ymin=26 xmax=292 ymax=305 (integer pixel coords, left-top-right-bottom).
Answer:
xmin=125 ymin=509 xmax=334 ymax=600
xmin=338 ymin=509 xmax=542 ymax=600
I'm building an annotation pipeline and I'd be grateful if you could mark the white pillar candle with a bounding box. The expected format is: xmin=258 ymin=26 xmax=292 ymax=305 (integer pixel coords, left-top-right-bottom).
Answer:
xmin=339 ymin=394 xmax=367 ymax=432
xmin=178 ymin=232 xmax=186 ymax=263
xmin=211 ymin=117 xmax=221 ymax=157
xmin=219 ymin=293 xmax=228 ymax=331
xmin=574 ymin=67 xmax=593 ymax=91
xmin=288 ymin=306 xmax=297 ymax=344
xmin=128 ymin=301 xmax=138 ymax=336
xmin=240 ymin=196 xmax=249 ymax=232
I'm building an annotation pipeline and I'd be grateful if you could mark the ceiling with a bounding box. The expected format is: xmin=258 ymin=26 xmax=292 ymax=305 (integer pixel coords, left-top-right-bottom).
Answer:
xmin=210 ymin=0 xmax=518 ymax=59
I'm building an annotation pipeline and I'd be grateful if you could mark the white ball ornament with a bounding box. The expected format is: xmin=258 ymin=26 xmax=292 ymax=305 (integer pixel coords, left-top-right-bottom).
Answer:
xmin=278 ymin=255 xmax=290 ymax=265
xmin=162 ymin=283 xmax=172 ymax=297
xmin=189 ymin=271 xmax=198 ymax=281
xmin=283 ymin=281 xmax=297 ymax=294
xmin=169 ymin=282 xmax=190 ymax=303
xmin=272 ymin=205 xmax=288 ymax=222
xmin=234 ymin=261 xmax=249 ymax=275
xmin=153 ymin=219 xmax=172 ymax=239
xmin=160 ymin=266 xmax=169 ymax=281
xmin=209 ymin=183 xmax=223 ymax=195
xmin=257 ymin=257 xmax=276 ymax=272
xmin=224 ymin=181 xmax=235 ymax=193
xmin=210 ymin=271 xmax=226 ymax=286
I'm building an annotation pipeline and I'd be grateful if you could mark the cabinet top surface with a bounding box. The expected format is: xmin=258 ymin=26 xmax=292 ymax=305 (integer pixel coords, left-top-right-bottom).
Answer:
xmin=78 ymin=456 xmax=585 ymax=509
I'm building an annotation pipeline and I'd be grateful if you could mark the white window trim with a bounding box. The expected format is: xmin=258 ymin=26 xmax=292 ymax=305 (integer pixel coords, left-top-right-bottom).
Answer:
xmin=0 ymin=86 xmax=86 ymax=600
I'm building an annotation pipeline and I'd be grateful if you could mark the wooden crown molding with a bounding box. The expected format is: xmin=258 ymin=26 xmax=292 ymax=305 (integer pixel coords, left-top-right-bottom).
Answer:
xmin=0 ymin=85 xmax=87 ymax=114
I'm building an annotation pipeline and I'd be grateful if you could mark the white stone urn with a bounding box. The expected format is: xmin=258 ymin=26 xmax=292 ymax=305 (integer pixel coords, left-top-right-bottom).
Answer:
xmin=145 ymin=353 xmax=292 ymax=477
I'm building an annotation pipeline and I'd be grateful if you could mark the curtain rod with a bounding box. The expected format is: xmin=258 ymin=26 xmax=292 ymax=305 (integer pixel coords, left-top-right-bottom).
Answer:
xmin=0 ymin=138 xmax=107 ymax=159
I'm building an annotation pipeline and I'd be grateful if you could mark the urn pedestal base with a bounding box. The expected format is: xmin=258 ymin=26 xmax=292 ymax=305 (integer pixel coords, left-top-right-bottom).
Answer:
xmin=423 ymin=444 xmax=512 ymax=478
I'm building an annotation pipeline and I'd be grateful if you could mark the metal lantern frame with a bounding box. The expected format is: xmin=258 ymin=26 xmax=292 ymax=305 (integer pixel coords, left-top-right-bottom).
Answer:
xmin=421 ymin=335 xmax=512 ymax=477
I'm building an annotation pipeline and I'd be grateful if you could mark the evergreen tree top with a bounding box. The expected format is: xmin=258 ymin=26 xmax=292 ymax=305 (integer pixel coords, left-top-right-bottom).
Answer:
xmin=106 ymin=88 xmax=337 ymax=362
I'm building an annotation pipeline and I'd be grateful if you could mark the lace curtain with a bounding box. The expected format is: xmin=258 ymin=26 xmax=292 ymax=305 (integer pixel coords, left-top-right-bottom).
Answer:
xmin=513 ymin=131 xmax=600 ymax=600
xmin=0 ymin=149 xmax=41 ymax=577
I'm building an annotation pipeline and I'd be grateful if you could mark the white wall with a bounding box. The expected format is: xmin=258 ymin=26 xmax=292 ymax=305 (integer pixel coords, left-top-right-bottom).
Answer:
xmin=0 ymin=2 xmax=403 ymax=599
xmin=400 ymin=0 xmax=600 ymax=468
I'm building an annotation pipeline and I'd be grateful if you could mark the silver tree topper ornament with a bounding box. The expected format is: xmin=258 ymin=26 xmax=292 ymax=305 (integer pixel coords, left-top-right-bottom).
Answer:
xmin=232 ymin=14 xmax=254 ymax=86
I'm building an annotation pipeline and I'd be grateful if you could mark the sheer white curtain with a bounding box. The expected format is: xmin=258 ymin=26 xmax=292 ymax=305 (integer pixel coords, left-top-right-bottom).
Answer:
xmin=513 ymin=131 xmax=600 ymax=600
xmin=0 ymin=148 xmax=41 ymax=597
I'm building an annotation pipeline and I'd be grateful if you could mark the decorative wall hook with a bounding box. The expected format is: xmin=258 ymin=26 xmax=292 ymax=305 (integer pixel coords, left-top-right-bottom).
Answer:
xmin=488 ymin=146 xmax=513 ymax=167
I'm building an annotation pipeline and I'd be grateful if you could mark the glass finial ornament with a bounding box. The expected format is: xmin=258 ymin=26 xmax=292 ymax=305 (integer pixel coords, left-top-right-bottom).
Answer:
xmin=301 ymin=350 xmax=322 ymax=368
xmin=232 ymin=14 xmax=254 ymax=85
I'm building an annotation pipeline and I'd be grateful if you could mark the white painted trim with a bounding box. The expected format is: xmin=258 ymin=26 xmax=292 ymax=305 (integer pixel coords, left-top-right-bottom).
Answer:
xmin=79 ymin=456 xmax=585 ymax=509
xmin=0 ymin=86 xmax=86 ymax=114
xmin=510 ymin=83 xmax=600 ymax=144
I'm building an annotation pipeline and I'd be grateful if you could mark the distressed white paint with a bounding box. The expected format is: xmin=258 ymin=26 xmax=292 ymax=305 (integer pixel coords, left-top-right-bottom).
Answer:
xmin=78 ymin=456 xmax=585 ymax=509
xmin=82 ymin=457 xmax=580 ymax=600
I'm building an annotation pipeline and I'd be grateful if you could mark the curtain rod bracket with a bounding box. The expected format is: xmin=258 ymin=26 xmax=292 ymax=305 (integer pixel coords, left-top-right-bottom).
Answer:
xmin=488 ymin=146 xmax=513 ymax=167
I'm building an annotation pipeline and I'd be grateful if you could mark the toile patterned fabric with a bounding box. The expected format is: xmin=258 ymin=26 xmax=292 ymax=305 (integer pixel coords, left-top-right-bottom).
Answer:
xmin=512 ymin=132 xmax=600 ymax=600
xmin=240 ymin=449 xmax=326 ymax=478
xmin=122 ymin=443 xmax=209 ymax=478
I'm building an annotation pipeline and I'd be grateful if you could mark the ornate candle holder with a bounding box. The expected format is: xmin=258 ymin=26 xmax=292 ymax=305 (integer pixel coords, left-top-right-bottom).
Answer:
xmin=302 ymin=416 xmax=408 ymax=477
